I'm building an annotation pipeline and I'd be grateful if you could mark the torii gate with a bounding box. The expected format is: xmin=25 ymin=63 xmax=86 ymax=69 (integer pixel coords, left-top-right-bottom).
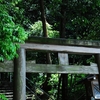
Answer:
xmin=0 ymin=37 xmax=100 ymax=100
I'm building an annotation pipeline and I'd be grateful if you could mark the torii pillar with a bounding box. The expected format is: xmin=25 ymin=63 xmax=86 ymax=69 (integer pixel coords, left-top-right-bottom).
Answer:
xmin=95 ymin=54 xmax=100 ymax=88
xmin=13 ymin=48 xmax=26 ymax=100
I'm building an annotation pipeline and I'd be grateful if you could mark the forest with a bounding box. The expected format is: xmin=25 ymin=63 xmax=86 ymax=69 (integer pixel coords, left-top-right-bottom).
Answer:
xmin=0 ymin=0 xmax=100 ymax=100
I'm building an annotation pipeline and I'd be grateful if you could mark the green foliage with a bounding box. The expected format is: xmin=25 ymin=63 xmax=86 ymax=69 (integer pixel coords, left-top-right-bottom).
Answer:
xmin=0 ymin=4 xmax=28 ymax=61
xmin=68 ymin=0 xmax=100 ymax=40
xmin=48 ymin=74 xmax=59 ymax=98
xmin=0 ymin=94 xmax=8 ymax=100
xmin=68 ymin=74 xmax=86 ymax=100
xmin=29 ymin=20 xmax=59 ymax=38
xmin=45 ymin=0 xmax=100 ymax=41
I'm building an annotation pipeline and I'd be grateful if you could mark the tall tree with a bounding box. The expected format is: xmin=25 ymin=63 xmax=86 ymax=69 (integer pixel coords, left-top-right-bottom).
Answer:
xmin=40 ymin=0 xmax=48 ymax=37
xmin=59 ymin=0 xmax=69 ymax=100
xmin=60 ymin=0 xmax=68 ymax=38
xmin=39 ymin=0 xmax=52 ymax=99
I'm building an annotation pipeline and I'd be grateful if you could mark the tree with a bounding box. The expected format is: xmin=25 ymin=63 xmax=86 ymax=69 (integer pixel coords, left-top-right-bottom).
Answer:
xmin=59 ymin=0 xmax=69 ymax=100
xmin=39 ymin=0 xmax=52 ymax=99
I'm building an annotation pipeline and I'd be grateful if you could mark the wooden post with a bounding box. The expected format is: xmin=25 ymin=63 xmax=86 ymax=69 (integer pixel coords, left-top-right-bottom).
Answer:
xmin=13 ymin=48 xmax=26 ymax=100
xmin=58 ymin=53 xmax=69 ymax=100
xmin=95 ymin=54 xmax=100 ymax=88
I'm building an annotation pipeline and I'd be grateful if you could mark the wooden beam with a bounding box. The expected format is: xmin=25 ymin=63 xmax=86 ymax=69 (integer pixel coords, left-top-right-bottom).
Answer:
xmin=0 ymin=61 xmax=98 ymax=74
xmin=21 ymin=43 xmax=100 ymax=54
xmin=26 ymin=37 xmax=100 ymax=48
xmin=24 ymin=63 xmax=99 ymax=74
xmin=13 ymin=48 xmax=26 ymax=100
xmin=0 ymin=61 xmax=13 ymax=72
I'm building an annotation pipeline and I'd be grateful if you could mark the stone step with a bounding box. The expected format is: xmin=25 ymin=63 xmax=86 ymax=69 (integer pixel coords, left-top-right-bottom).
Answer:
xmin=0 ymin=90 xmax=34 ymax=100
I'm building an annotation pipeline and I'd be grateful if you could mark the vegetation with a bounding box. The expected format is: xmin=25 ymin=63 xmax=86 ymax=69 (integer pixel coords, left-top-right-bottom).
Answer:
xmin=0 ymin=0 xmax=100 ymax=100
xmin=0 ymin=0 xmax=28 ymax=61
xmin=29 ymin=20 xmax=59 ymax=38
xmin=0 ymin=94 xmax=8 ymax=100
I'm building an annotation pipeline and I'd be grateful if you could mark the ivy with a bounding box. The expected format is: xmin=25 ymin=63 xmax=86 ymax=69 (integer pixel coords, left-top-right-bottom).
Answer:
xmin=0 ymin=4 xmax=28 ymax=61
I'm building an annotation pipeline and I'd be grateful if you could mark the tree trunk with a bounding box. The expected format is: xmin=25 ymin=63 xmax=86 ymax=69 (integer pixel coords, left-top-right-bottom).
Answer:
xmin=57 ymin=75 xmax=62 ymax=100
xmin=39 ymin=0 xmax=52 ymax=64
xmin=62 ymin=74 xmax=68 ymax=100
xmin=60 ymin=0 xmax=69 ymax=100
xmin=40 ymin=0 xmax=48 ymax=37
xmin=60 ymin=0 xmax=68 ymax=38
xmin=39 ymin=0 xmax=52 ymax=99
